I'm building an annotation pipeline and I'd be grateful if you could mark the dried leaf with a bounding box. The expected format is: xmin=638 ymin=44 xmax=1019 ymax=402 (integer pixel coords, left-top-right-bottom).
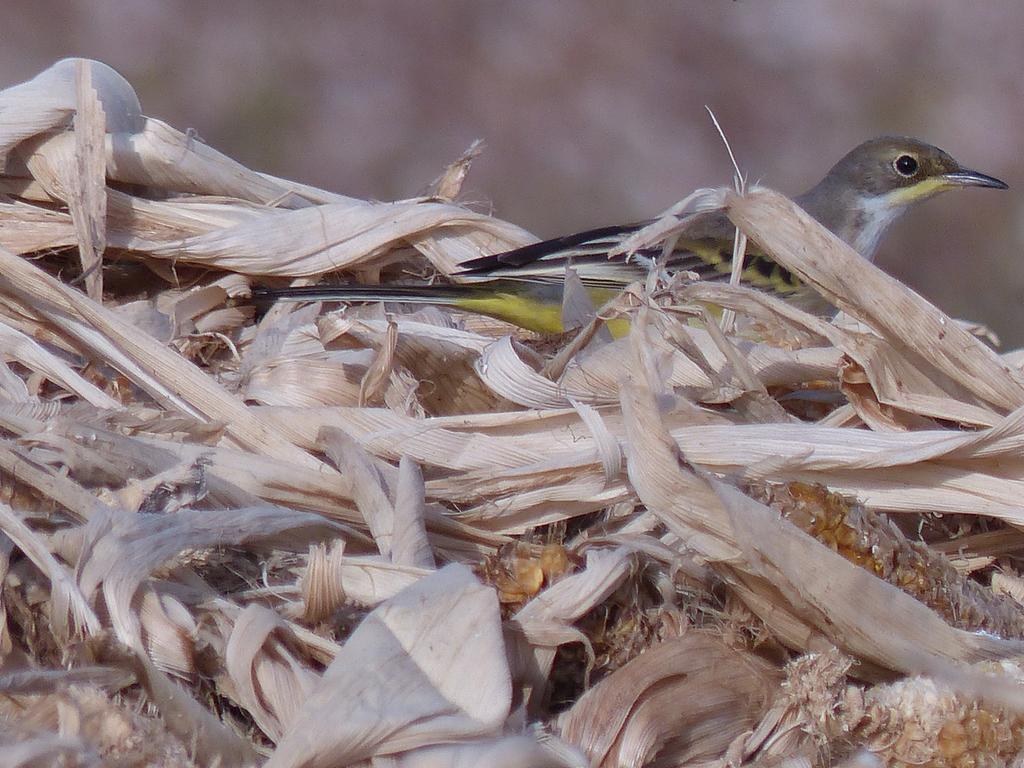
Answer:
xmin=267 ymin=564 xmax=510 ymax=767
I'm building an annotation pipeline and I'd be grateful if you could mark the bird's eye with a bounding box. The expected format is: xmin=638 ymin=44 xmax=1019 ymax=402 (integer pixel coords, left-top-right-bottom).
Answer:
xmin=893 ymin=154 xmax=919 ymax=176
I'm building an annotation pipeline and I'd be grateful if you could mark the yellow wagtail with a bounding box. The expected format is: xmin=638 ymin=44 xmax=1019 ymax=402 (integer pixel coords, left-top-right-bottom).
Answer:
xmin=253 ymin=137 xmax=1006 ymax=333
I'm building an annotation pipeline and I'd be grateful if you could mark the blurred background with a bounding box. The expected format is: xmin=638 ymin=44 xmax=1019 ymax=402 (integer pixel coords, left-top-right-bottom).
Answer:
xmin=4 ymin=1 xmax=1024 ymax=343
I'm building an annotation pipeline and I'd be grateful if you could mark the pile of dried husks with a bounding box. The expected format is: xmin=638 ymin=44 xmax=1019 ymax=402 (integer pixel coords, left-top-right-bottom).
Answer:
xmin=1 ymin=58 xmax=1024 ymax=768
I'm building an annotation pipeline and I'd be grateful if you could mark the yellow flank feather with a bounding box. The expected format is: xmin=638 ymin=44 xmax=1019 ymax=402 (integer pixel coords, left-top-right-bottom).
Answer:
xmin=450 ymin=252 xmax=805 ymax=336
xmin=604 ymin=318 xmax=631 ymax=338
xmin=453 ymin=286 xmax=629 ymax=336
xmin=454 ymin=292 xmax=567 ymax=334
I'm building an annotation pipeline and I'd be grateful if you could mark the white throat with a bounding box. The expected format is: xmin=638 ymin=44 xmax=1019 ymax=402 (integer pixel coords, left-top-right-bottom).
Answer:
xmin=848 ymin=191 xmax=907 ymax=262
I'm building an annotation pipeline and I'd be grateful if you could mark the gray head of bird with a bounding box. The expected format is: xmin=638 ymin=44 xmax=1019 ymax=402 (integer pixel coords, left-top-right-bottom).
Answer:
xmin=796 ymin=136 xmax=1007 ymax=259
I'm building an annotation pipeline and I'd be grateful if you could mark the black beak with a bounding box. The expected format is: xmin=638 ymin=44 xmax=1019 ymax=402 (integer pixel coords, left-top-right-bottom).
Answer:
xmin=941 ymin=169 xmax=1009 ymax=190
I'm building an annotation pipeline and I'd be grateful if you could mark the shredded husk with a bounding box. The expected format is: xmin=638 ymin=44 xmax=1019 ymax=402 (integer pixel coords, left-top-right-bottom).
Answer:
xmin=2 ymin=58 xmax=1024 ymax=768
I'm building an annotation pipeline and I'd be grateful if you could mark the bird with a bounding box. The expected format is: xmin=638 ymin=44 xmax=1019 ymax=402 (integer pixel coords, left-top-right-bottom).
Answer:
xmin=253 ymin=136 xmax=1007 ymax=334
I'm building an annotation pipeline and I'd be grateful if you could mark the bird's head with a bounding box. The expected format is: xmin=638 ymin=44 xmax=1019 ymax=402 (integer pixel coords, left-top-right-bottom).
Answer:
xmin=798 ymin=136 xmax=1007 ymax=259
xmin=825 ymin=136 xmax=1007 ymax=204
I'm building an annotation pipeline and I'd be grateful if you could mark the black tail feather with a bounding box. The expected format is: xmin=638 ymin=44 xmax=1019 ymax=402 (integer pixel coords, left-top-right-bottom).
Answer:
xmin=455 ymin=222 xmax=645 ymax=275
xmin=251 ymin=283 xmax=470 ymax=307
